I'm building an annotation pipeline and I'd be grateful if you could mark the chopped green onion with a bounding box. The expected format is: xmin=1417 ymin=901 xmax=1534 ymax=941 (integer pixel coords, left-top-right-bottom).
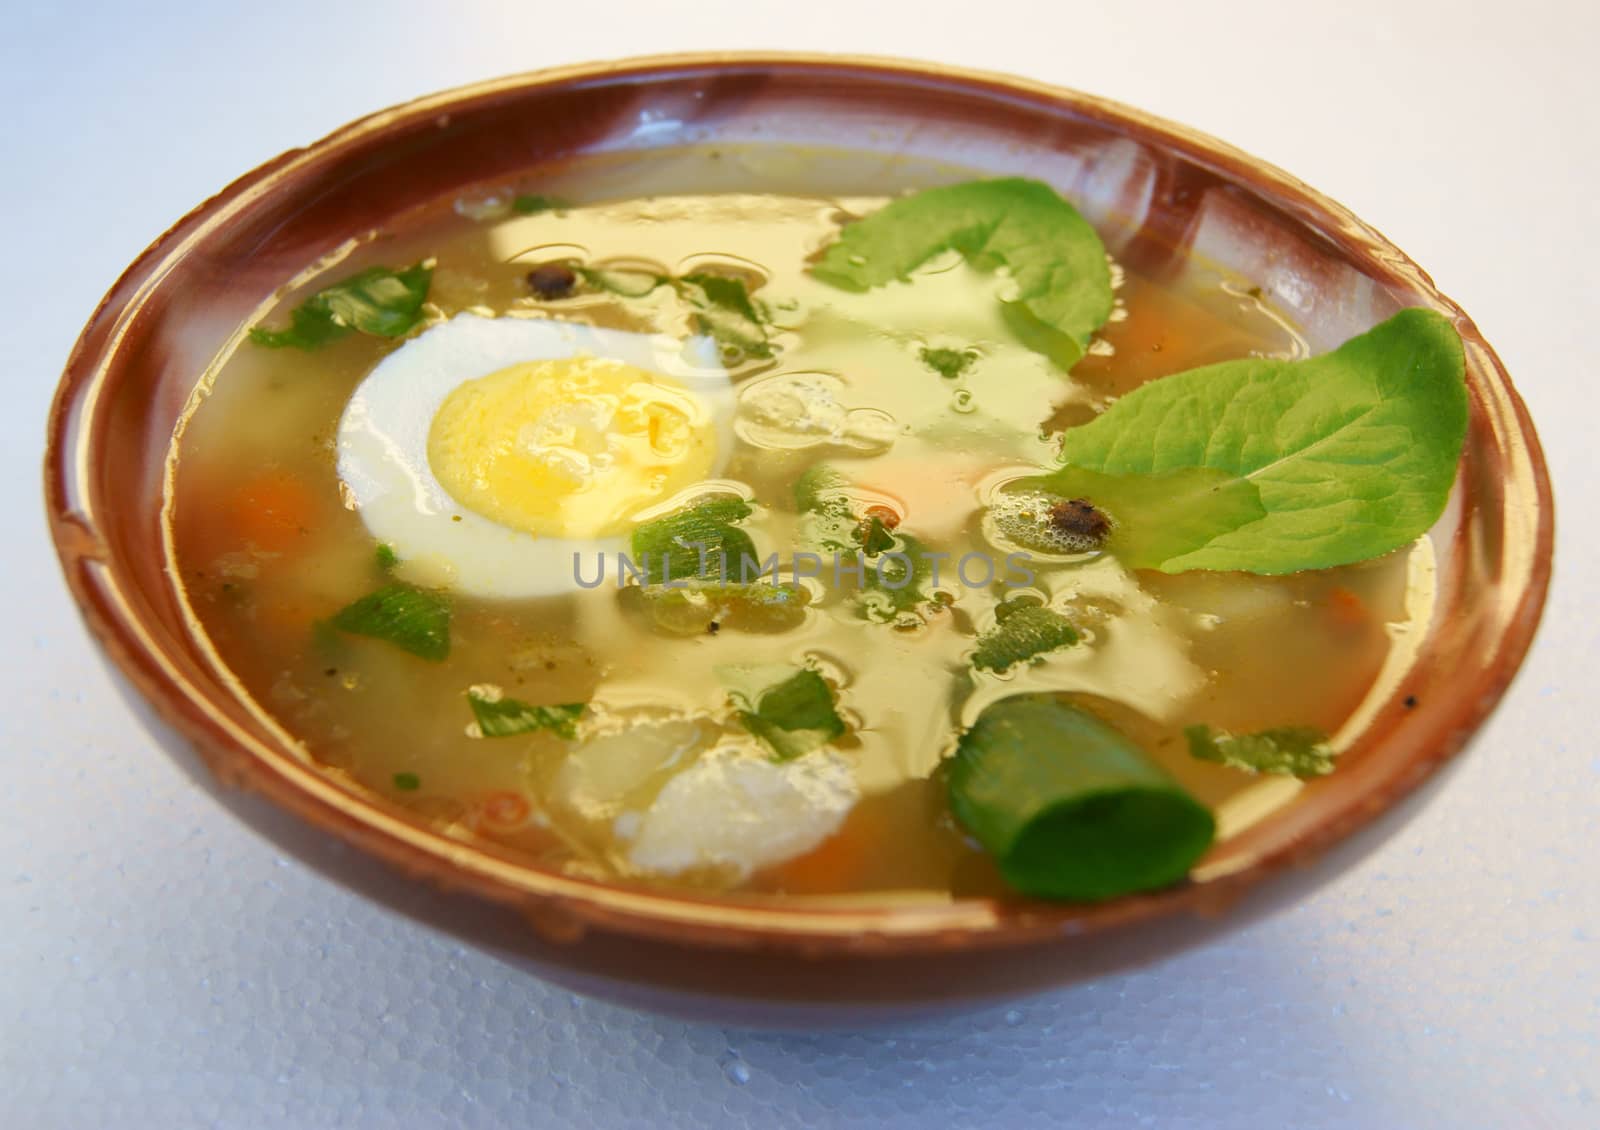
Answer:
xmin=574 ymin=264 xmax=669 ymax=298
xmin=719 ymin=665 xmax=845 ymax=760
xmin=1185 ymin=724 xmax=1335 ymax=777
xmin=328 ymin=583 xmax=450 ymax=661
xmin=392 ymin=772 xmax=421 ymax=791
xmin=466 ymin=688 xmax=585 ymax=739
xmin=572 ymin=265 xmax=774 ymax=359
xmin=630 ymin=497 xmax=757 ymax=584
xmin=949 ymin=696 xmax=1215 ymax=901
xmin=676 ymin=272 xmax=773 ymax=361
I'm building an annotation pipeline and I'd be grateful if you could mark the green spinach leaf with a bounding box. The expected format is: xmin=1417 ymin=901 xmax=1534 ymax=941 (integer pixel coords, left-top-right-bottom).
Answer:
xmin=250 ymin=262 xmax=433 ymax=350
xmin=1035 ymin=308 xmax=1467 ymax=573
xmin=811 ymin=178 xmax=1113 ymax=368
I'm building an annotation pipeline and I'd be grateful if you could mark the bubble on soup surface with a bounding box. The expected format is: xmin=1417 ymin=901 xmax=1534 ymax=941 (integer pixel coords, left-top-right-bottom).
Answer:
xmin=734 ymin=371 xmax=896 ymax=453
xmin=988 ymin=490 xmax=1108 ymax=556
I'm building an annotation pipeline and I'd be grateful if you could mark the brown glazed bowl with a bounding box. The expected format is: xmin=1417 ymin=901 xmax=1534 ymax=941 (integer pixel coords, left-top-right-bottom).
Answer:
xmin=45 ymin=54 xmax=1551 ymax=1027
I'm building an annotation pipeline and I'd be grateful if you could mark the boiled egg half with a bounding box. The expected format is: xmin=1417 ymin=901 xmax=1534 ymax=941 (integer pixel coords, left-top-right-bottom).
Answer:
xmin=336 ymin=314 xmax=734 ymax=597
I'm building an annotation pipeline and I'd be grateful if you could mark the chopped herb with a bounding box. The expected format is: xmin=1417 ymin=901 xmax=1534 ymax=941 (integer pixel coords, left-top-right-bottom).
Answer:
xmin=1032 ymin=309 xmax=1467 ymax=574
xmin=858 ymin=531 xmax=936 ymax=622
xmin=794 ymin=468 xmax=908 ymax=564
xmin=972 ymin=604 xmax=1080 ymax=672
xmin=795 ymin=465 xmax=937 ymax=622
xmin=794 ymin=465 xmax=859 ymax=553
xmin=374 ymin=543 xmax=399 ymax=571
xmin=919 ymin=346 xmax=977 ymax=379
xmin=630 ymin=497 xmax=757 ymax=584
xmin=949 ymin=696 xmax=1215 ymax=901
xmin=511 ymin=194 xmax=566 ymax=215
xmin=573 ymin=265 xmax=775 ymax=359
xmin=811 ymin=178 xmax=1113 ymax=368
xmin=328 ymin=583 xmax=450 ymax=661
xmin=466 ymin=687 xmax=585 ymax=739
xmin=249 ymin=261 xmax=433 ymax=350
xmin=676 ymin=272 xmax=773 ymax=362
xmin=796 ymin=463 xmax=934 ymax=620
xmin=857 ymin=514 xmax=898 ymax=556
xmin=392 ymin=772 xmax=421 ymax=791
xmin=1185 ymin=724 xmax=1336 ymax=778
xmin=719 ymin=665 xmax=846 ymax=760
xmin=793 ymin=465 xmax=844 ymax=513
xmin=574 ymin=264 xmax=670 ymax=299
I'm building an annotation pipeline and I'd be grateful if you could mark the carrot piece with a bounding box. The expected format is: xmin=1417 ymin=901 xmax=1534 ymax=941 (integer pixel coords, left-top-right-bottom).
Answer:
xmin=478 ymin=792 xmax=532 ymax=829
xmin=861 ymin=504 xmax=901 ymax=530
xmin=763 ymin=814 xmax=874 ymax=894
xmin=229 ymin=471 xmax=319 ymax=553
xmin=1326 ymin=585 xmax=1369 ymax=631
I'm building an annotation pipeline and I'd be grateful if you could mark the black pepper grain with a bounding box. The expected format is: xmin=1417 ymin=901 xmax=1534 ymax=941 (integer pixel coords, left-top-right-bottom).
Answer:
xmin=525 ymin=262 xmax=578 ymax=299
xmin=1048 ymin=498 xmax=1111 ymax=546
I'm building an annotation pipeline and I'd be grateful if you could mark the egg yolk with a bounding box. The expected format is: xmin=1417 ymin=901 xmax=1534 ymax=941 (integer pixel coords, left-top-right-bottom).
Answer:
xmin=427 ymin=355 xmax=717 ymax=538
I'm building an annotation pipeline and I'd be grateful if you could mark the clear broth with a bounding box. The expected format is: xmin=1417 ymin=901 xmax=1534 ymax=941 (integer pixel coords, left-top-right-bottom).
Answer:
xmin=168 ymin=149 xmax=1429 ymax=900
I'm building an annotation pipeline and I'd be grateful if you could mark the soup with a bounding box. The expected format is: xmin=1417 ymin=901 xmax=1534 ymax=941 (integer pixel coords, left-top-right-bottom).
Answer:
xmin=166 ymin=149 xmax=1460 ymax=902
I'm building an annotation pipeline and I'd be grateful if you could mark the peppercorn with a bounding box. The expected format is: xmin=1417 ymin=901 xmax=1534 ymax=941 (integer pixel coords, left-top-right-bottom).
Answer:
xmin=1048 ymin=498 xmax=1111 ymax=546
xmin=525 ymin=262 xmax=578 ymax=299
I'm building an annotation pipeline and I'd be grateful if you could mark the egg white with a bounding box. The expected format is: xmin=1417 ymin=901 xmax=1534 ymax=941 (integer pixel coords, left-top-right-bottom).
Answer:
xmin=335 ymin=314 xmax=733 ymax=599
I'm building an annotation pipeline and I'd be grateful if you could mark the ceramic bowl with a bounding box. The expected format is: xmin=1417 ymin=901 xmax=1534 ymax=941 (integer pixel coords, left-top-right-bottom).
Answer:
xmin=44 ymin=54 xmax=1552 ymax=1027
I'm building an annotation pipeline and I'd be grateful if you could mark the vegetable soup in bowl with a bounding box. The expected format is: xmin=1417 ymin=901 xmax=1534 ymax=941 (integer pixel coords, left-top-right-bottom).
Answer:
xmin=45 ymin=55 xmax=1551 ymax=1025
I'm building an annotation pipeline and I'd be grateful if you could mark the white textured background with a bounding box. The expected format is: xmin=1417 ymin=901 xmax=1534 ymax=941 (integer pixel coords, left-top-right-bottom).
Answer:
xmin=4 ymin=2 xmax=1595 ymax=1126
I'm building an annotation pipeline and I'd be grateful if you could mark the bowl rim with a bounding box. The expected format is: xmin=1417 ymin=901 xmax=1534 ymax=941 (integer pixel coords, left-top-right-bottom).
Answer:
xmin=44 ymin=51 xmax=1554 ymax=955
